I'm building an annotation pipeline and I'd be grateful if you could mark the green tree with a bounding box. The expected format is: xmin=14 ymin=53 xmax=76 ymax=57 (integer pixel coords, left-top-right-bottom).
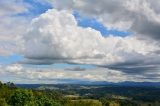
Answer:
xmin=36 ymin=96 xmax=62 ymax=106
xmin=8 ymin=89 xmax=35 ymax=106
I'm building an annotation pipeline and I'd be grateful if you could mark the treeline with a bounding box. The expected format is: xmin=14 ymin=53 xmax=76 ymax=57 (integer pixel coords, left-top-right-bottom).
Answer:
xmin=0 ymin=81 xmax=102 ymax=106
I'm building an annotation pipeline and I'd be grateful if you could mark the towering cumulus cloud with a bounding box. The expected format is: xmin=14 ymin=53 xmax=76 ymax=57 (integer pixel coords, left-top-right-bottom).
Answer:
xmin=23 ymin=9 xmax=159 ymax=69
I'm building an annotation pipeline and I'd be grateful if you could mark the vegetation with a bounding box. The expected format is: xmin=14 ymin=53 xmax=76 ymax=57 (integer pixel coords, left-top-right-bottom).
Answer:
xmin=0 ymin=81 xmax=62 ymax=106
xmin=0 ymin=81 xmax=160 ymax=106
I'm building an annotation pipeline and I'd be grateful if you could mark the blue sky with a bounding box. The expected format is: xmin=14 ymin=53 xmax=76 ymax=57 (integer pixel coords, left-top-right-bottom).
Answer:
xmin=0 ymin=55 xmax=23 ymax=65
xmin=17 ymin=0 xmax=52 ymax=17
xmin=73 ymin=11 xmax=130 ymax=36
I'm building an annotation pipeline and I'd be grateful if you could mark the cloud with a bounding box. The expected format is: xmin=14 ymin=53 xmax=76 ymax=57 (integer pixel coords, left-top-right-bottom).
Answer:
xmin=1 ymin=64 xmax=159 ymax=83
xmin=65 ymin=66 xmax=86 ymax=71
xmin=0 ymin=0 xmax=31 ymax=55
xmin=104 ymin=51 xmax=160 ymax=76
xmin=48 ymin=0 xmax=160 ymax=40
xmin=23 ymin=9 xmax=115 ymax=64
xmin=0 ymin=17 xmax=29 ymax=55
xmin=23 ymin=9 xmax=159 ymax=66
xmin=0 ymin=0 xmax=29 ymax=17
xmin=20 ymin=9 xmax=160 ymax=79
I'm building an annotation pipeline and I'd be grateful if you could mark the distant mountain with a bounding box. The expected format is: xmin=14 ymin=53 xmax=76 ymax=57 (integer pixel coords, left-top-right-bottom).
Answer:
xmin=114 ymin=81 xmax=160 ymax=87
xmin=86 ymin=81 xmax=160 ymax=87
xmin=16 ymin=81 xmax=160 ymax=89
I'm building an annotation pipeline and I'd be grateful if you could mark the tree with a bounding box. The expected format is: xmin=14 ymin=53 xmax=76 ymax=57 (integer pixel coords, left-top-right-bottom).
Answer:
xmin=8 ymin=89 xmax=35 ymax=106
xmin=0 ymin=81 xmax=2 ymax=88
xmin=36 ymin=95 xmax=62 ymax=106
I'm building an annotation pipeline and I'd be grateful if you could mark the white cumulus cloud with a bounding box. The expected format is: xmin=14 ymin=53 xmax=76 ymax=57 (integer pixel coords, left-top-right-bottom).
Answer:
xmin=23 ymin=9 xmax=159 ymax=68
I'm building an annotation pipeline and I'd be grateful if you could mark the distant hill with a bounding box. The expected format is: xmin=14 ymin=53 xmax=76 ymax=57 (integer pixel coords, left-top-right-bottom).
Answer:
xmin=113 ymin=81 xmax=160 ymax=87
xmin=16 ymin=81 xmax=160 ymax=89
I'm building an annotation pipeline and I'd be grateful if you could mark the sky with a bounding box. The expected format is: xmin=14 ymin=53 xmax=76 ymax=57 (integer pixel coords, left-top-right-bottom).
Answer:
xmin=0 ymin=0 xmax=160 ymax=84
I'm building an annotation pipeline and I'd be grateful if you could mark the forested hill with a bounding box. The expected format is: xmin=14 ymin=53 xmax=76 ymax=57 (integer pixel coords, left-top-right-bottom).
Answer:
xmin=1 ymin=81 xmax=160 ymax=106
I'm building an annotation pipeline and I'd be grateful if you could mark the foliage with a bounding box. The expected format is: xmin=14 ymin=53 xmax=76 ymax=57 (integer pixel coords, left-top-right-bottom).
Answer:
xmin=0 ymin=82 xmax=62 ymax=106
xmin=0 ymin=98 xmax=8 ymax=106
xmin=64 ymin=100 xmax=102 ymax=106
xmin=8 ymin=89 xmax=35 ymax=106
xmin=0 ymin=81 xmax=160 ymax=106
xmin=35 ymin=95 xmax=62 ymax=106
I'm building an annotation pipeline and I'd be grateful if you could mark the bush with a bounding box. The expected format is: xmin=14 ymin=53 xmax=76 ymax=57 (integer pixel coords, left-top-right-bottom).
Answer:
xmin=0 ymin=98 xmax=8 ymax=106
xmin=36 ymin=96 xmax=62 ymax=106
xmin=8 ymin=89 xmax=35 ymax=106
